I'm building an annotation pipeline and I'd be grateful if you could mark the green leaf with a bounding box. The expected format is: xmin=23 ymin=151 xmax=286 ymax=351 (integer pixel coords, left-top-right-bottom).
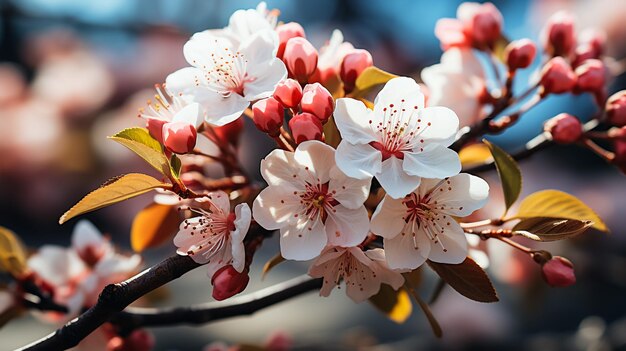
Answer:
xmin=60 ymin=173 xmax=171 ymax=224
xmin=352 ymin=66 xmax=397 ymax=97
xmin=483 ymin=139 xmax=522 ymax=216
xmin=261 ymin=253 xmax=286 ymax=280
xmin=427 ymin=257 xmax=498 ymax=303
xmin=513 ymin=217 xmax=593 ymax=241
xmin=131 ymin=203 xmax=180 ymax=252
xmin=109 ymin=128 xmax=172 ymax=178
xmin=170 ymin=154 xmax=182 ymax=179
xmin=513 ymin=190 xmax=608 ymax=232
xmin=0 ymin=227 xmax=27 ymax=277
xmin=368 ymin=284 xmax=413 ymax=324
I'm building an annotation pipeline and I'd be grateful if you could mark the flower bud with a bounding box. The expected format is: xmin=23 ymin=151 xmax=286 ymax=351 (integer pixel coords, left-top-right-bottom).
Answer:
xmin=107 ymin=329 xmax=155 ymax=351
xmin=213 ymin=116 xmax=244 ymax=147
xmin=162 ymin=122 xmax=197 ymax=154
xmin=505 ymin=39 xmax=536 ymax=71
xmin=300 ymin=83 xmax=334 ymax=124
xmin=606 ymin=91 xmax=626 ymax=127
xmin=211 ymin=265 xmax=250 ymax=301
xmin=283 ymin=37 xmax=318 ymax=84
xmin=289 ymin=112 xmax=324 ymax=144
xmin=541 ymin=11 xmax=575 ymax=57
xmin=574 ymin=59 xmax=605 ymax=93
xmin=541 ymin=256 xmax=576 ymax=287
xmin=146 ymin=118 xmax=166 ymax=144
xmin=613 ymin=140 xmax=626 ymax=174
xmin=340 ymin=49 xmax=374 ymax=93
xmin=252 ymin=97 xmax=284 ymax=137
xmin=276 ymin=22 xmax=305 ymax=59
xmin=458 ymin=2 xmax=503 ymax=47
xmin=273 ymin=78 xmax=303 ymax=108
xmin=579 ymin=28 xmax=606 ymax=58
xmin=544 ymin=113 xmax=583 ymax=144
xmin=540 ymin=57 xmax=577 ymax=95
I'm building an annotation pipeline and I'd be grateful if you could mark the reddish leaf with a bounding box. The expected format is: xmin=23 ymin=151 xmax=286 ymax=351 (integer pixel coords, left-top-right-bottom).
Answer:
xmin=131 ymin=203 xmax=180 ymax=252
xmin=427 ymin=257 xmax=498 ymax=303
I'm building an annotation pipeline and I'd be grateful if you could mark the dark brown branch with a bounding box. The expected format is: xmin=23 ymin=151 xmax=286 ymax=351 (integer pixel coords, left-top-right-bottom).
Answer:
xmin=110 ymin=275 xmax=322 ymax=335
xmin=464 ymin=133 xmax=553 ymax=173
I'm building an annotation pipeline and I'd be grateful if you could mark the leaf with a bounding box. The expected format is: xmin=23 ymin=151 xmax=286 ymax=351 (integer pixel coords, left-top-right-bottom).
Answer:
xmin=109 ymin=128 xmax=172 ymax=178
xmin=323 ymin=116 xmax=342 ymax=148
xmin=131 ymin=203 xmax=180 ymax=252
xmin=324 ymin=72 xmax=345 ymax=99
xmin=459 ymin=143 xmax=493 ymax=167
xmin=170 ymin=154 xmax=182 ymax=179
xmin=514 ymin=190 xmax=608 ymax=232
xmin=368 ymin=284 xmax=412 ymax=324
xmin=513 ymin=217 xmax=594 ymax=241
xmin=427 ymin=257 xmax=498 ymax=303
xmin=352 ymin=66 xmax=397 ymax=97
xmin=405 ymin=285 xmax=442 ymax=338
xmin=483 ymin=139 xmax=522 ymax=216
xmin=261 ymin=253 xmax=285 ymax=280
xmin=0 ymin=227 xmax=27 ymax=277
xmin=60 ymin=173 xmax=171 ymax=224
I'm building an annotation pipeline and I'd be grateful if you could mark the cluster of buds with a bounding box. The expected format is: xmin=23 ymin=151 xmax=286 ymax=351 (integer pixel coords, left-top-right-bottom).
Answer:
xmin=435 ymin=2 xmax=503 ymax=50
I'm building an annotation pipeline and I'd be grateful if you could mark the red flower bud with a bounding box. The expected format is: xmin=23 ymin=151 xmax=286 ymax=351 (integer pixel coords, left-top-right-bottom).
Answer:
xmin=213 ymin=116 xmax=244 ymax=147
xmin=340 ymin=49 xmax=373 ymax=94
xmin=146 ymin=118 xmax=166 ymax=144
xmin=107 ymin=329 xmax=155 ymax=351
xmin=282 ymin=37 xmax=318 ymax=84
xmin=578 ymin=28 xmax=606 ymax=59
xmin=544 ymin=113 xmax=583 ymax=144
xmin=162 ymin=122 xmax=197 ymax=154
xmin=273 ymin=78 xmax=303 ymax=108
xmin=614 ymin=140 xmax=626 ymax=174
xmin=542 ymin=256 xmax=576 ymax=287
xmin=575 ymin=59 xmax=605 ymax=93
xmin=211 ymin=265 xmax=250 ymax=301
xmin=252 ymin=97 xmax=284 ymax=137
xmin=276 ymin=22 xmax=305 ymax=59
xmin=289 ymin=112 xmax=324 ymax=144
xmin=505 ymin=39 xmax=536 ymax=71
xmin=458 ymin=2 xmax=503 ymax=47
xmin=540 ymin=57 xmax=577 ymax=95
xmin=541 ymin=11 xmax=576 ymax=57
xmin=300 ymin=83 xmax=334 ymax=124
xmin=606 ymin=91 xmax=626 ymax=127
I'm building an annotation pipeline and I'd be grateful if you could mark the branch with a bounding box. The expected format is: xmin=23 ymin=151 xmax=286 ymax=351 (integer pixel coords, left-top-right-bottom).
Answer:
xmin=464 ymin=132 xmax=552 ymax=173
xmin=110 ymin=275 xmax=322 ymax=335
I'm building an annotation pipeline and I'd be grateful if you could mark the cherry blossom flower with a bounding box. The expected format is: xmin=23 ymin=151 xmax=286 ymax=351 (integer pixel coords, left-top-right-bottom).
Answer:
xmin=308 ymin=246 xmax=404 ymax=302
xmin=314 ymin=30 xmax=355 ymax=85
xmin=226 ymin=2 xmax=278 ymax=46
xmin=253 ymin=141 xmax=371 ymax=260
xmin=334 ymin=77 xmax=461 ymax=199
xmin=370 ymin=173 xmax=489 ymax=270
xmin=421 ymin=48 xmax=487 ymax=128
xmin=166 ymin=29 xmax=286 ymax=126
xmin=173 ymin=192 xmax=251 ymax=277
xmin=139 ymin=84 xmax=204 ymax=138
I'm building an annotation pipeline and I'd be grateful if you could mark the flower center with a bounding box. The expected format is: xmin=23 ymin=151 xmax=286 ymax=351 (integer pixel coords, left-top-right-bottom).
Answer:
xmin=138 ymin=84 xmax=184 ymax=121
xmin=197 ymin=39 xmax=256 ymax=97
xmin=299 ymin=182 xmax=338 ymax=222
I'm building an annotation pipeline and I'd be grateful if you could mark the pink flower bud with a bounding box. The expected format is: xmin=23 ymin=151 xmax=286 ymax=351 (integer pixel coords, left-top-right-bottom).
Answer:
xmin=505 ymin=39 xmax=536 ymax=71
xmin=252 ymin=97 xmax=284 ymax=137
xmin=162 ymin=122 xmax=197 ymax=154
xmin=276 ymin=22 xmax=305 ymax=59
xmin=273 ymin=78 xmax=303 ymax=108
xmin=606 ymin=91 xmax=626 ymax=127
xmin=211 ymin=265 xmax=250 ymax=301
xmin=340 ymin=49 xmax=374 ymax=93
xmin=213 ymin=116 xmax=244 ymax=147
xmin=289 ymin=112 xmax=324 ymax=144
xmin=300 ymin=83 xmax=334 ymax=124
xmin=458 ymin=2 xmax=503 ymax=47
xmin=544 ymin=113 xmax=583 ymax=144
xmin=614 ymin=140 xmax=626 ymax=174
xmin=107 ymin=329 xmax=155 ymax=351
xmin=578 ymin=28 xmax=606 ymax=58
xmin=542 ymin=11 xmax=576 ymax=57
xmin=146 ymin=118 xmax=166 ymax=144
xmin=542 ymin=256 xmax=576 ymax=287
xmin=282 ymin=37 xmax=318 ymax=84
xmin=434 ymin=18 xmax=470 ymax=50
xmin=574 ymin=59 xmax=605 ymax=93
xmin=540 ymin=57 xmax=577 ymax=95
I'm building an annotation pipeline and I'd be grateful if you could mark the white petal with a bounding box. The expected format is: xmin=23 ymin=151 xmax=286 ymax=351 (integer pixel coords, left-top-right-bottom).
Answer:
xmin=374 ymin=77 xmax=425 ymax=118
xmin=172 ymin=102 xmax=204 ymax=128
xmin=325 ymin=205 xmax=369 ymax=247
xmin=252 ymin=186 xmax=300 ymax=230
xmin=334 ymin=98 xmax=377 ymax=144
xmin=201 ymin=90 xmax=249 ymax=126
xmin=165 ymin=67 xmax=205 ymax=96
xmin=366 ymin=249 xmax=406 ymax=289
xmin=95 ymin=254 xmax=141 ymax=279
xmin=230 ymin=203 xmax=251 ymax=273
xmin=207 ymin=191 xmax=231 ymax=214
xmin=424 ymin=173 xmax=489 ymax=217
xmin=328 ymin=166 xmax=370 ymax=209
xmin=417 ymin=106 xmax=460 ymax=146
xmin=308 ymin=248 xmax=343 ymax=297
xmin=376 ymin=157 xmax=421 ymax=199
xmin=28 ymin=246 xmax=86 ymax=287
xmin=195 ymin=134 xmax=220 ymax=156
xmin=370 ymin=195 xmax=407 ymax=239
xmin=259 ymin=148 xmax=301 ymax=188
xmin=425 ymin=219 xmax=468 ymax=264
xmin=228 ymin=9 xmax=276 ymax=47
xmin=206 ymin=248 xmax=233 ymax=278
xmin=383 ymin=228 xmax=431 ymax=270
xmin=71 ymin=220 xmax=104 ymax=252
xmin=293 ymin=141 xmax=336 ymax=184
xmin=335 ymin=141 xmax=381 ymax=179
xmin=244 ymin=58 xmax=287 ymax=101
xmin=280 ymin=218 xmax=327 ymax=261
xmin=403 ymin=143 xmax=461 ymax=179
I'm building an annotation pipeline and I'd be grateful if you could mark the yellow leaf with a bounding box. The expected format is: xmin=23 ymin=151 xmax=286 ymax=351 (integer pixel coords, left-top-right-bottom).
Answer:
xmin=261 ymin=253 xmax=286 ymax=280
xmin=513 ymin=190 xmax=608 ymax=232
xmin=352 ymin=66 xmax=397 ymax=97
xmin=459 ymin=143 xmax=493 ymax=167
xmin=109 ymin=128 xmax=173 ymax=179
xmin=131 ymin=203 xmax=180 ymax=252
xmin=368 ymin=284 xmax=412 ymax=324
xmin=0 ymin=227 xmax=27 ymax=277
xmin=323 ymin=116 xmax=341 ymax=148
xmin=60 ymin=173 xmax=171 ymax=224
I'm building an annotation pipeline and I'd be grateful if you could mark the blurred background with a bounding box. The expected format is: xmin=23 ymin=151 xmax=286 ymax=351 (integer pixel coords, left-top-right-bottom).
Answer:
xmin=1 ymin=0 xmax=626 ymax=350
